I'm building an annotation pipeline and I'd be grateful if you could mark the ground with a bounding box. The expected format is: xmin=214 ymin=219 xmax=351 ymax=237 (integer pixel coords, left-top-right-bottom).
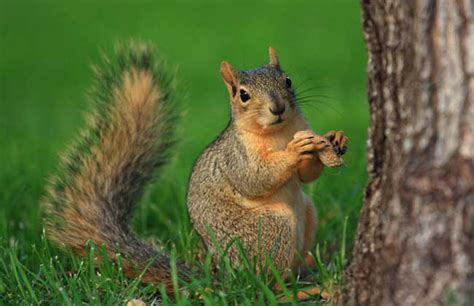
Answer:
xmin=0 ymin=0 xmax=368 ymax=304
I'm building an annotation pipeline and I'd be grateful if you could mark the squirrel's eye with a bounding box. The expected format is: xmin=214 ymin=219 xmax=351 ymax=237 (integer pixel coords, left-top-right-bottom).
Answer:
xmin=240 ymin=89 xmax=251 ymax=102
xmin=285 ymin=77 xmax=292 ymax=88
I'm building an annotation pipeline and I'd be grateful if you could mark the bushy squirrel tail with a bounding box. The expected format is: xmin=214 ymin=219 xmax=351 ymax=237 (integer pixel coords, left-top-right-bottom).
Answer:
xmin=42 ymin=42 xmax=189 ymax=292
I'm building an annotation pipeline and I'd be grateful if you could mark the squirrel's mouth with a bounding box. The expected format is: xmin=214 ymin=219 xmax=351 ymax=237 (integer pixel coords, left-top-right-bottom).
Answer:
xmin=271 ymin=117 xmax=284 ymax=125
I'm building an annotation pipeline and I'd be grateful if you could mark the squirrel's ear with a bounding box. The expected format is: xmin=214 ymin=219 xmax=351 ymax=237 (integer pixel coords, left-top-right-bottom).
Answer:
xmin=220 ymin=61 xmax=238 ymax=97
xmin=268 ymin=47 xmax=280 ymax=69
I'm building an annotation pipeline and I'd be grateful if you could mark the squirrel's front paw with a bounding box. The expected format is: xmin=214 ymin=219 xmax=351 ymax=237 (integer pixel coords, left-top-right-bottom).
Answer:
xmin=294 ymin=130 xmax=332 ymax=152
xmin=287 ymin=130 xmax=330 ymax=163
xmin=324 ymin=130 xmax=348 ymax=156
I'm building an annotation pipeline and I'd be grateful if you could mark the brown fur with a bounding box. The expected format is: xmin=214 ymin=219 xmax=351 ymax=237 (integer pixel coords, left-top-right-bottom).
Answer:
xmin=187 ymin=48 xmax=347 ymax=272
xmin=44 ymin=47 xmax=189 ymax=293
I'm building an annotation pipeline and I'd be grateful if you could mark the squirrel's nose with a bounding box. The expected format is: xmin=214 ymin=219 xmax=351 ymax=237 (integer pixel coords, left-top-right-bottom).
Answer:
xmin=269 ymin=105 xmax=285 ymax=116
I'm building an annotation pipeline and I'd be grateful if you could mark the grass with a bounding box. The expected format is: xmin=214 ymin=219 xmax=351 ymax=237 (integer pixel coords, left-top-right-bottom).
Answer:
xmin=0 ymin=0 xmax=368 ymax=304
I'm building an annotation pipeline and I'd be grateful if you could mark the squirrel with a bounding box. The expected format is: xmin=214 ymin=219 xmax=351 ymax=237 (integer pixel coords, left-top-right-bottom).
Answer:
xmin=43 ymin=42 xmax=348 ymax=295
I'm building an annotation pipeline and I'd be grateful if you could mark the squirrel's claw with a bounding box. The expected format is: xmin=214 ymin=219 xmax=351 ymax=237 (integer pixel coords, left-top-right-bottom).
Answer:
xmin=324 ymin=130 xmax=349 ymax=156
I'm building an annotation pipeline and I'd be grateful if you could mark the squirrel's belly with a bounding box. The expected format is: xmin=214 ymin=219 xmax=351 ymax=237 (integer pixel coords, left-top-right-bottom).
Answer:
xmin=276 ymin=177 xmax=306 ymax=253
xmin=239 ymin=177 xmax=308 ymax=254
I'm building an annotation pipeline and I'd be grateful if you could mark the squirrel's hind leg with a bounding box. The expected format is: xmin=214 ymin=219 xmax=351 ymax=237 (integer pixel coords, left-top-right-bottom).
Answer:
xmin=300 ymin=195 xmax=317 ymax=269
xmin=201 ymin=204 xmax=297 ymax=273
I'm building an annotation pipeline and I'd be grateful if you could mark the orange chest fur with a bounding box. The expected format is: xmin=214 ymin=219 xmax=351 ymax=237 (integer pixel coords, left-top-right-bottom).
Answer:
xmin=241 ymin=124 xmax=301 ymax=157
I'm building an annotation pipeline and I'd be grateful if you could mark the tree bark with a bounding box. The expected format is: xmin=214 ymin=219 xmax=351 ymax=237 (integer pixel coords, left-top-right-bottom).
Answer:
xmin=346 ymin=1 xmax=474 ymax=305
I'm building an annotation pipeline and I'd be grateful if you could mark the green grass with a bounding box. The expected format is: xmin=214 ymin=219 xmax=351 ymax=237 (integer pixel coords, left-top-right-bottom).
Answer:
xmin=0 ymin=0 xmax=368 ymax=304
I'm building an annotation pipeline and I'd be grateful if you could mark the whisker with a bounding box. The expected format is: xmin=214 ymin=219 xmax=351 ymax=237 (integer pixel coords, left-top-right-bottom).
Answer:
xmin=297 ymin=94 xmax=336 ymax=100
xmin=298 ymin=99 xmax=334 ymax=106
xmin=293 ymin=79 xmax=323 ymax=91
xmin=296 ymin=92 xmax=343 ymax=116
xmin=294 ymin=84 xmax=330 ymax=92
xmin=298 ymin=100 xmax=343 ymax=117
xmin=295 ymin=85 xmax=333 ymax=94
xmin=239 ymin=108 xmax=261 ymax=125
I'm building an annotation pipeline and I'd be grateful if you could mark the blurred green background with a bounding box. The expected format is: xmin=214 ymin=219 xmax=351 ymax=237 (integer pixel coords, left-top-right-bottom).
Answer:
xmin=0 ymin=0 xmax=367 ymax=302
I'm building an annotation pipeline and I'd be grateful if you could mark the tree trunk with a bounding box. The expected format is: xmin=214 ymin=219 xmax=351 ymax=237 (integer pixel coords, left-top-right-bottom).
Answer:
xmin=346 ymin=1 xmax=474 ymax=305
